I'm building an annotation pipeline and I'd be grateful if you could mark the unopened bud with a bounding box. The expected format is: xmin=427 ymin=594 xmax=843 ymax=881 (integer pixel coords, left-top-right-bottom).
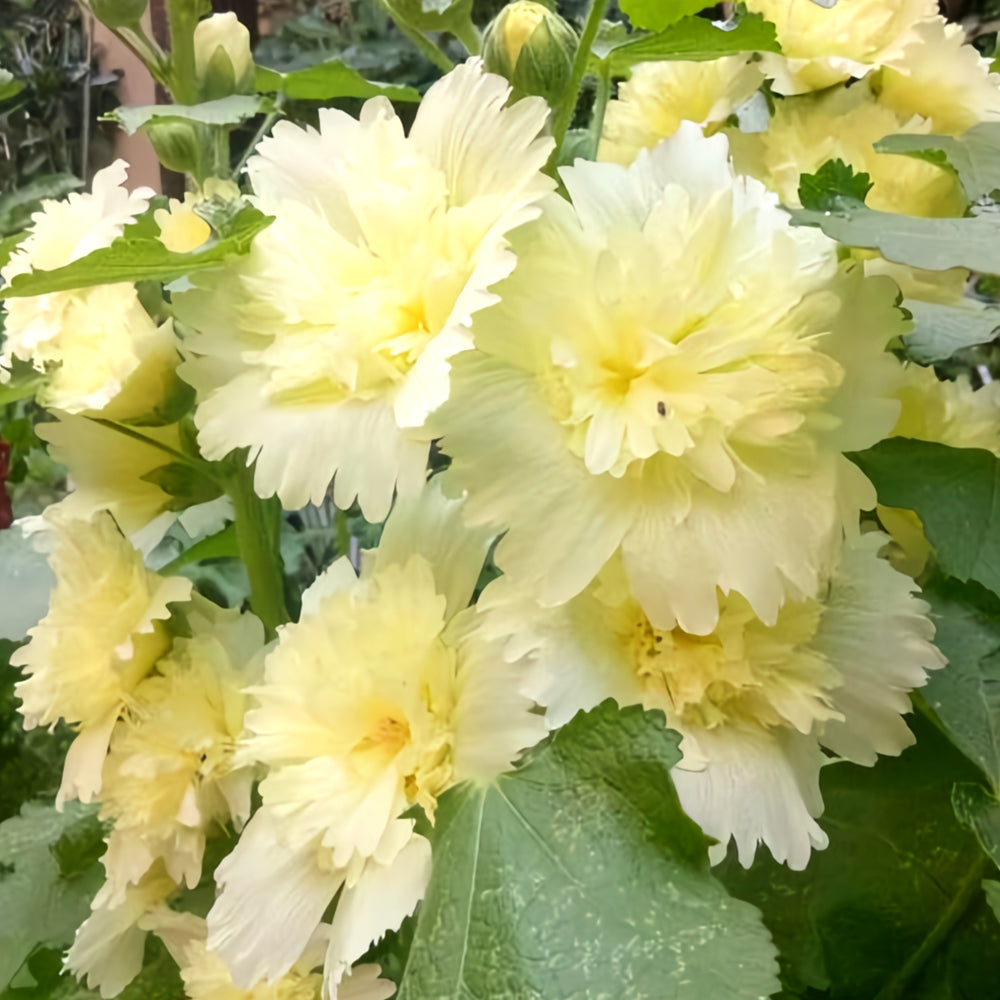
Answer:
xmin=144 ymin=119 xmax=203 ymax=176
xmin=88 ymin=0 xmax=148 ymax=29
xmin=483 ymin=1 xmax=577 ymax=105
xmin=193 ymin=12 xmax=255 ymax=100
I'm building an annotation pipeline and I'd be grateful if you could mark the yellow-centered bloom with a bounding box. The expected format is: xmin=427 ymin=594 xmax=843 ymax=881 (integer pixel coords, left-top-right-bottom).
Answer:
xmin=175 ymin=59 xmax=554 ymax=520
xmin=434 ymin=124 xmax=906 ymax=635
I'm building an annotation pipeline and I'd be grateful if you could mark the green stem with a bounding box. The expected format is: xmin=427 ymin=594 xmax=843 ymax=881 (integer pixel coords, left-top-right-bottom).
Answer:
xmin=873 ymin=854 xmax=992 ymax=1000
xmin=588 ymin=58 xmax=611 ymax=160
xmin=452 ymin=18 xmax=482 ymax=56
xmin=549 ymin=0 xmax=609 ymax=170
xmin=89 ymin=418 xmax=220 ymax=482
xmin=376 ymin=0 xmax=455 ymax=73
xmin=165 ymin=0 xmax=201 ymax=104
xmin=232 ymin=102 xmax=282 ymax=180
xmin=227 ymin=466 xmax=290 ymax=638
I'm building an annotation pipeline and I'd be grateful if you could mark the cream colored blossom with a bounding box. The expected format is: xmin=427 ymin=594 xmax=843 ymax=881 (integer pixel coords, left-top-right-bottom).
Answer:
xmin=726 ymin=82 xmax=966 ymax=217
xmin=65 ymin=866 xmax=176 ymax=999
xmin=598 ymin=56 xmax=765 ymax=166
xmin=207 ymin=483 xmax=543 ymax=999
xmin=175 ymin=59 xmax=554 ymax=520
xmin=151 ymin=912 xmax=394 ymax=1000
xmin=878 ymin=17 xmax=1000 ymax=133
xmin=434 ymin=124 xmax=906 ymax=636
xmin=745 ymin=0 xmax=937 ymax=95
xmin=483 ymin=531 xmax=943 ymax=869
xmin=37 ymin=412 xmax=231 ymax=553
xmin=12 ymin=508 xmax=192 ymax=805
xmin=155 ymin=194 xmax=212 ymax=253
xmin=0 ymin=160 xmax=177 ymax=415
xmin=99 ymin=599 xmax=265 ymax=904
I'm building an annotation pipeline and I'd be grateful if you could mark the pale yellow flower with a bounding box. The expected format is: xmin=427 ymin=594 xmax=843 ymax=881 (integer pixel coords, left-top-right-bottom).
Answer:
xmin=99 ymin=599 xmax=265 ymax=904
xmin=155 ymin=194 xmax=212 ymax=254
xmin=0 ymin=160 xmax=177 ymax=416
xmin=37 ymin=412 xmax=231 ymax=554
xmin=726 ymin=81 xmax=967 ymax=217
xmin=745 ymin=0 xmax=937 ymax=94
xmin=598 ymin=56 xmax=765 ymax=166
xmin=483 ymin=531 xmax=943 ymax=869
xmin=65 ymin=866 xmax=176 ymax=999
xmin=878 ymin=16 xmax=1000 ymax=133
xmin=434 ymin=124 xmax=906 ymax=636
xmin=175 ymin=59 xmax=554 ymax=519
xmin=207 ymin=483 xmax=542 ymax=998
xmin=12 ymin=508 xmax=192 ymax=805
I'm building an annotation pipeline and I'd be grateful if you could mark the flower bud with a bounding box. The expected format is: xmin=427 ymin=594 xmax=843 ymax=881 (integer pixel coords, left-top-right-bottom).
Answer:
xmin=193 ymin=12 xmax=255 ymax=100
xmin=144 ymin=119 xmax=204 ymax=177
xmin=483 ymin=1 xmax=578 ymax=106
xmin=87 ymin=0 xmax=148 ymax=29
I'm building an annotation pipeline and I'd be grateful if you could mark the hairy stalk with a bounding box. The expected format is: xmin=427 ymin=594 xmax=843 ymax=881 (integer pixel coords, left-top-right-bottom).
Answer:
xmin=227 ymin=465 xmax=290 ymax=638
xmin=588 ymin=58 xmax=611 ymax=160
xmin=232 ymin=101 xmax=283 ymax=179
xmin=872 ymin=854 xmax=993 ymax=1000
xmin=549 ymin=0 xmax=609 ymax=169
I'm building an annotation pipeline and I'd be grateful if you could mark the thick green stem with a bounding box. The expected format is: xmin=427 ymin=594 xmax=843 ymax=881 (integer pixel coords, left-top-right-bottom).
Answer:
xmin=873 ymin=854 xmax=992 ymax=1000
xmin=452 ymin=18 xmax=482 ymax=56
xmin=376 ymin=0 xmax=455 ymax=73
xmin=549 ymin=0 xmax=609 ymax=169
xmin=165 ymin=0 xmax=203 ymax=103
xmin=588 ymin=58 xmax=611 ymax=160
xmin=227 ymin=466 xmax=290 ymax=638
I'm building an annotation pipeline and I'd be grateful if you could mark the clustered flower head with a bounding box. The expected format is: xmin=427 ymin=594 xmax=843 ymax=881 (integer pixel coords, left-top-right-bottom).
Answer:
xmin=5 ymin=3 xmax=999 ymax=997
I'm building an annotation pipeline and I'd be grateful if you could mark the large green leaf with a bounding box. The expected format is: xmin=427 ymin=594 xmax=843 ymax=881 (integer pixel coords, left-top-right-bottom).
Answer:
xmin=618 ymin=0 xmax=710 ymax=32
xmin=605 ymin=14 xmax=780 ymax=74
xmin=0 ymin=802 xmax=104 ymax=989
xmin=397 ymin=700 xmax=780 ymax=1000
xmin=903 ymin=299 xmax=1000 ymax=364
xmin=921 ymin=577 xmax=1000 ymax=789
xmin=720 ymin=715 xmax=1000 ymax=998
xmin=0 ymin=174 xmax=83 ymax=237
xmin=848 ymin=438 xmax=1000 ymax=598
xmin=105 ymin=95 xmax=272 ymax=135
xmin=876 ymin=124 xmax=1000 ymax=202
xmin=255 ymin=61 xmax=420 ymax=102
xmin=0 ymin=205 xmax=271 ymax=299
xmin=792 ymin=202 xmax=1000 ymax=274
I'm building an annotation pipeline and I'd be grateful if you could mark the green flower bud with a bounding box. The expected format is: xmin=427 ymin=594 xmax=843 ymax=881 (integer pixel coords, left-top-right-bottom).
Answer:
xmin=88 ymin=0 xmax=148 ymax=29
xmin=193 ymin=12 xmax=255 ymax=100
xmin=144 ymin=119 xmax=204 ymax=177
xmin=483 ymin=1 xmax=578 ymax=106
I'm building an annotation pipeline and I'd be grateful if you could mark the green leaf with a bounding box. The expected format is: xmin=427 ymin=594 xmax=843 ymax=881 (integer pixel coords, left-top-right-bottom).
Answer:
xmin=985 ymin=880 xmax=1000 ymax=923
xmin=397 ymin=700 xmax=779 ymax=1000
xmin=159 ymin=522 xmax=240 ymax=574
xmin=903 ymin=298 xmax=1000 ymax=364
xmin=720 ymin=714 xmax=1000 ymax=998
xmin=791 ymin=202 xmax=1000 ymax=275
xmin=105 ymin=95 xmax=272 ymax=135
xmin=953 ymin=782 xmax=1000 ymax=867
xmin=254 ymin=60 xmax=421 ymax=102
xmin=0 ymin=371 xmax=47 ymax=408
xmin=606 ymin=13 xmax=780 ymax=74
xmin=921 ymin=577 xmax=1000 ymax=789
xmin=849 ymin=438 xmax=1000 ymax=598
xmin=876 ymin=124 xmax=1000 ymax=202
xmin=619 ymin=0 xmax=711 ymax=33
xmin=797 ymin=158 xmax=873 ymax=211
xmin=386 ymin=0 xmax=475 ymax=33
xmin=0 ymin=205 xmax=271 ymax=299
xmin=0 ymin=175 xmax=84 ymax=237
xmin=0 ymin=802 xmax=104 ymax=990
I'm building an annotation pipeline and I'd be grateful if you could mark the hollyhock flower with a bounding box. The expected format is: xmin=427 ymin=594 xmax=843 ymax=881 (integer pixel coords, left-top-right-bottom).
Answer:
xmin=744 ymin=0 xmax=937 ymax=95
xmin=482 ymin=532 xmax=944 ymax=868
xmin=0 ymin=161 xmax=177 ymax=416
xmin=599 ymin=56 xmax=765 ymax=166
xmin=175 ymin=59 xmax=554 ymax=520
xmin=726 ymin=81 xmax=967 ymax=218
xmin=206 ymin=483 xmax=543 ymax=998
xmin=99 ymin=599 xmax=265 ymax=903
xmin=11 ymin=508 xmax=192 ymax=805
xmin=434 ymin=124 xmax=905 ymax=636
